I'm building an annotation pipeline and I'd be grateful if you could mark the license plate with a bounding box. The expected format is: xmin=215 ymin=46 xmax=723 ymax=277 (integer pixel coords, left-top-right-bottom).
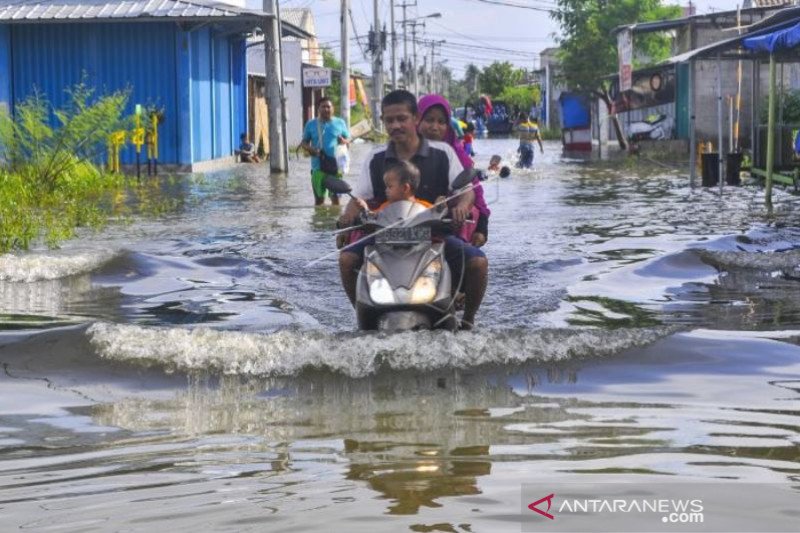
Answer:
xmin=375 ymin=226 xmax=431 ymax=243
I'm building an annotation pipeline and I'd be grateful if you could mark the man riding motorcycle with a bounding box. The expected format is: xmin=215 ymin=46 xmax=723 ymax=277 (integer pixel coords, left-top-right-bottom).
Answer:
xmin=337 ymin=90 xmax=488 ymax=329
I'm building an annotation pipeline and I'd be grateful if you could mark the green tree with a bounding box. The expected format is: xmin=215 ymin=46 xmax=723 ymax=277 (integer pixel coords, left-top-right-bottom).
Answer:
xmin=321 ymin=47 xmax=367 ymax=124
xmin=498 ymin=85 xmax=542 ymax=116
xmin=464 ymin=63 xmax=481 ymax=96
xmin=479 ymin=61 xmax=524 ymax=98
xmin=551 ymin=0 xmax=681 ymax=146
xmin=322 ymin=48 xmax=342 ymax=110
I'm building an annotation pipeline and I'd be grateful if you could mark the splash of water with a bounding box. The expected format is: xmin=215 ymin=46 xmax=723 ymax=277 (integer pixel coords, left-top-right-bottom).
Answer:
xmin=0 ymin=251 xmax=118 ymax=282
xmin=88 ymin=322 xmax=677 ymax=378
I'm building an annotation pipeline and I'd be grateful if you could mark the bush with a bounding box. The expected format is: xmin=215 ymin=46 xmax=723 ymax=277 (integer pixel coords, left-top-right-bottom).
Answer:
xmin=760 ymin=88 xmax=800 ymax=124
xmin=0 ymin=83 xmax=175 ymax=253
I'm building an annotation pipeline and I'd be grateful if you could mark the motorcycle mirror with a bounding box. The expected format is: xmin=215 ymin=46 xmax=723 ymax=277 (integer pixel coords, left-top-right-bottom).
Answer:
xmin=452 ymin=168 xmax=479 ymax=190
xmin=323 ymin=176 xmax=352 ymax=195
xmin=499 ymin=166 xmax=511 ymax=178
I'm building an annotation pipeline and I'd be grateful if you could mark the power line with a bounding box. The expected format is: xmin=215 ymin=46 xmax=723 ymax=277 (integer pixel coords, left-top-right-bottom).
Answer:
xmin=459 ymin=0 xmax=557 ymax=12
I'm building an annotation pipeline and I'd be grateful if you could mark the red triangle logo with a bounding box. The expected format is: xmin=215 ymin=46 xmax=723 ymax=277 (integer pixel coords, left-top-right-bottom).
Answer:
xmin=528 ymin=493 xmax=555 ymax=520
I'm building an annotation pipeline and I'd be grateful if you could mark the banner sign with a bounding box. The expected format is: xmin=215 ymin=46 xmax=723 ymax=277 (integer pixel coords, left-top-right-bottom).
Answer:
xmin=303 ymin=67 xmax=332 ymax=88
xmin=613 ymin=66 xmax=676 ymax=113
xmin=618 ymin=29 xmax=633 ymax=92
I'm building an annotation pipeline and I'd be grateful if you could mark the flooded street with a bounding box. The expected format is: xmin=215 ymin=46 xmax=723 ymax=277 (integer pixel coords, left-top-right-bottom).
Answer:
xmin=2 ymin=139 xmax=800 ymax=532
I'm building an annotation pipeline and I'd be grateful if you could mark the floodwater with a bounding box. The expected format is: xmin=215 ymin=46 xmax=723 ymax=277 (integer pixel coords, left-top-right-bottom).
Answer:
xmin=1 ymin=139 xmax=800 ymax=532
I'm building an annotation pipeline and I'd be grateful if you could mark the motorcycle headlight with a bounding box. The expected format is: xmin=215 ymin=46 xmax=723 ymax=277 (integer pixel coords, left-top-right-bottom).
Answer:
xmin=410 ymin=276 xmax=437 ymax=304
xmin=409 ymin=259 xmax=442 ymax=304
xmin=366 ymin=262 xmax=394 ymax=304
xmin=366 ymin=260 xmax=382 ymax=280
xmin=369 ymin=278 xmax=396 ymax=304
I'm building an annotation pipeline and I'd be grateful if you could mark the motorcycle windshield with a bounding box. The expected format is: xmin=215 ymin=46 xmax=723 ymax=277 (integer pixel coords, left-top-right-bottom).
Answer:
xmin=373 ymin=201 xmax=442 ymax=228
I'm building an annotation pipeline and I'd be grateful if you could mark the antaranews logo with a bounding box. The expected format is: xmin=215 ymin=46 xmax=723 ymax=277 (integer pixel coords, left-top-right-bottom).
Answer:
xmin=528 ymin=493 xmax=555 ymax=520
xmin=527 ymin=492 xmax=705 ymax=524
xmin=522 ymin=483 xmax=800 ymax=533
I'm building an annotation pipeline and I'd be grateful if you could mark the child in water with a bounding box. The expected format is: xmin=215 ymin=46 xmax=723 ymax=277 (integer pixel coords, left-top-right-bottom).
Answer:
xmin=488 ymin=155 xmax=502 ymax=173
xmin=463 ymin=122 xmax=476 ymax=157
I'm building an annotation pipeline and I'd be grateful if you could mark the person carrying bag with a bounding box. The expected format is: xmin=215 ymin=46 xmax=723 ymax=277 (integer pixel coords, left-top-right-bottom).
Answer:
xmin=300 ymin=97 xmax=351 ymax=206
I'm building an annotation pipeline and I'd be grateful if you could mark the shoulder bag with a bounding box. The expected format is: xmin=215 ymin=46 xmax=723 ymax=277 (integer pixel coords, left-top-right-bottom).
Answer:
xmin=316 ymin=120 xmax=339 ymax=175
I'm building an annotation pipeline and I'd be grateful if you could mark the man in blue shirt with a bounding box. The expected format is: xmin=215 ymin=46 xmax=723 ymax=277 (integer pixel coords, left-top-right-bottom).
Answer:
xmin=300 ymin=97 xmax=351 ymax=205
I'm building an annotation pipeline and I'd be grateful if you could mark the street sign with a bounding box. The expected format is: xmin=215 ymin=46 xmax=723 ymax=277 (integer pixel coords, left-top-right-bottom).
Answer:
xmin=618 ymin=29 xmax=633 ymax=92
xmin=303 ymin=67 xmax=332 ymax=88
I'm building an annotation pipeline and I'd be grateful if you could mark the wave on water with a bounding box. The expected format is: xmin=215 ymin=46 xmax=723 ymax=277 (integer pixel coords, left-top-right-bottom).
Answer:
xmin=88 ymin=322 xmax=677 ymax=378
xmin=696 ymin=249 xmax=800 ymax=272
xmin=0 ymin=250 xmax=118 ymax=282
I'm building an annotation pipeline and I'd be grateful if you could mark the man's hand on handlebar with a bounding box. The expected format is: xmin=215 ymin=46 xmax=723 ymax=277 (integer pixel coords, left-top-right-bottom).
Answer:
xmin=337 ymin=197 xmax=364 ymax=228
xmin=450 ymin=203 xmax=471 ymax=224
xmin=355 ymin=198 xmax=369 ymax=212
xmin=450 ymin=188 xmax=476 ymax=225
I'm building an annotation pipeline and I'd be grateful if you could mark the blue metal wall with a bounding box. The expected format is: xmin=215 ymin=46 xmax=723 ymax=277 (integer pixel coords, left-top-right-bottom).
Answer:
xmin=189 ymin=29 xmax=245 ymax=163
xmin=4 ymin=21 xmax=249 ymax=167
xmin=232 ymin=39 xmax=247 ymax=150
xmin=9 ymin=22 xmax=179 ymax=165
xmin=0 ymin=26 xmax=10 ymax=114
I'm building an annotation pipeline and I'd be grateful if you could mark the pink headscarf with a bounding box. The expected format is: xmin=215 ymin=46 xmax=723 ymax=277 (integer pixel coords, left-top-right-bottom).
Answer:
xmin=417 ymin=95 xmax=490 ymax=218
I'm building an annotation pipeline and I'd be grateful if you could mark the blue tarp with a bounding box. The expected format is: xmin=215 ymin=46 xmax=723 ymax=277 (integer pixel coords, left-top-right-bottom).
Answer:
xmin=559 ymin=93 xmax=591 ymax=129
xmin=743 ymin=21 xmax=800 ymax=53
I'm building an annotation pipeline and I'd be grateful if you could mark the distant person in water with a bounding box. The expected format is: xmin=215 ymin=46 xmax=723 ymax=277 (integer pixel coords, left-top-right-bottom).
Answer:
xmin=463 ymin=122 xmax=476 ymax=157
xmin=238 ymin=134 xmax=260 ymax=163
xmin=488 ymin=155 xmax=502 ymax=173
xmin=516 ymin=115 xmax=543 ymax=169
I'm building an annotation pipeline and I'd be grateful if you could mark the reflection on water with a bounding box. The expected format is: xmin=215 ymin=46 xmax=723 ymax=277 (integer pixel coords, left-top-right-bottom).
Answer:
xmin=2 ymin=335 xmax=795 ymax=530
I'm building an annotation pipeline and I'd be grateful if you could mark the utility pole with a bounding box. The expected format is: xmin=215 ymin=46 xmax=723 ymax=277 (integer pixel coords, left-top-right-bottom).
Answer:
xmin=263 ymin=0 xmax=287 ymax=172
xmin=430 ymin=41 xmax=443 ymax=93
xmin=411 ymin=21 xmax=421 ymax=96
xmin=341 ymin=0 xmax=350 ymax=127
xmin=371 ymin=0 xmax=384 ymax=130
xmin=390 ymin=0 xmax=397 ymax=89
xmin=422 ymin=55 xmax=428 ymax=94
xmin=398 ymin=2 xmax=415 ymax=89
xmin=428 ymin=44 xmax=433 ymax=93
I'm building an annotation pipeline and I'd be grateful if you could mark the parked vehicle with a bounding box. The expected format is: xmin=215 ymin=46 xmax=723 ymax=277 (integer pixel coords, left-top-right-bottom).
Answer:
xmin=627 ymin=114 xmax=674 ymax=142
xmin=486 ymin=100 xmax=513 ymax=134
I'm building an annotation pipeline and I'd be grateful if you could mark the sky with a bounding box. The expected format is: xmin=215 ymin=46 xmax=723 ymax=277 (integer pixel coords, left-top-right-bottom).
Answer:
xmin=248 ymin=1 xmax=751 ymax=79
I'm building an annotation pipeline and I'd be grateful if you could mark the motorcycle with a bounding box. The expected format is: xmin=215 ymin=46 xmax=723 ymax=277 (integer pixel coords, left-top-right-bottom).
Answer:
xmin=325 ymin=171 xmax=476 ymax=331
xmin=627 ymin=113 xmax=674 ymax=142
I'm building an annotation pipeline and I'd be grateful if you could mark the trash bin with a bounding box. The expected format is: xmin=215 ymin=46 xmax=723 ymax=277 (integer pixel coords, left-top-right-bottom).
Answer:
xmin=701 ymin=152 xmax=719 ymax=187
xmin=726 ymin=152 xmax=743 ymax=186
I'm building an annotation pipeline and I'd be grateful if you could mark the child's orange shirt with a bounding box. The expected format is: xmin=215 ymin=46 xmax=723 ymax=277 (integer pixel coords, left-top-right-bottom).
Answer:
xmin=376 ymin=197 xmax=433 ymax=211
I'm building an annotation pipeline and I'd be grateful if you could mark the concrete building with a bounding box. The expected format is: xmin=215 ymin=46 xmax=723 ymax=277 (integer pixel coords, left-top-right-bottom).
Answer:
xmin=537 ymin=47 xmax=565 ymax=132
xmin=0 ymin=0 xmax=305 ymax=171
xmin=612 ymin=4 xmax=796 ymax=151
xmin=247 ymin=8 xmax=325 ymax=153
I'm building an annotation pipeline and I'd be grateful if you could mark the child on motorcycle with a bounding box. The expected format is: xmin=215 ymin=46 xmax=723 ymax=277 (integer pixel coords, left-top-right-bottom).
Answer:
xmin=355 ymin=160 xmax=432 ymax=215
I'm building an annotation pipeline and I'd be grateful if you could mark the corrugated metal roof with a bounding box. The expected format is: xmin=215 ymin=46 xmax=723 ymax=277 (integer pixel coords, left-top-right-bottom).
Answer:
xmin=1 ymin=0 xmax=266 ymax=22
xmin=665 ymin=7 xmax=800 ymax=63
xmin=752 ymin=0 xmax=793 ymax=7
